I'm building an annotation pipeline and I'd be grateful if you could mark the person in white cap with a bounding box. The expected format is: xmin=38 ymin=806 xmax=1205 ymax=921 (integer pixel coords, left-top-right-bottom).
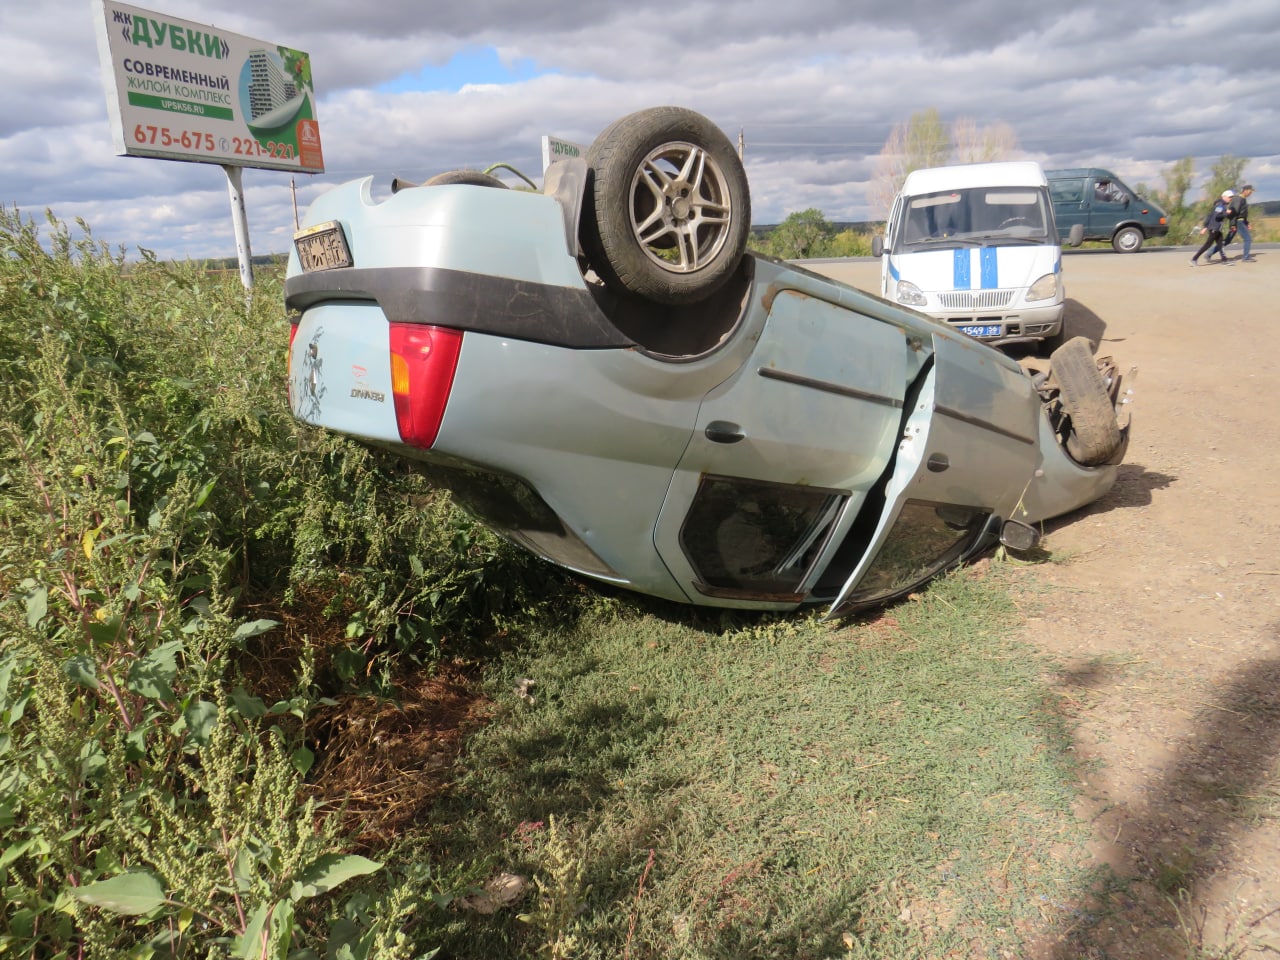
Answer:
xmin=1190 ymin=190 xmax=1233 ymax=266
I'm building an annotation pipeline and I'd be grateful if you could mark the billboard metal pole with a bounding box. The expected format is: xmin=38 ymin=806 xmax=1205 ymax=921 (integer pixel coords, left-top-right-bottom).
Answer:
xmin=223 ymin=165 xmax=254 ymax=290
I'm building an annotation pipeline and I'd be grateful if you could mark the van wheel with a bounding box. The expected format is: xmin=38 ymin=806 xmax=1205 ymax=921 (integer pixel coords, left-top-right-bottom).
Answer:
xmin=1051 ymin=337 xmax=1122 ymax=465
xmin=582 ymin=106 xmax=750 ymax=306
xmin=1111 ymin=226 xmax=1143 ymax=253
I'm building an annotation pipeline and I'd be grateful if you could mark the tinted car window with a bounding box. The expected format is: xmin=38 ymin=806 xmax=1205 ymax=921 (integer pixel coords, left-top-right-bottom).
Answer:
xmin=681 ymin=476 xmax=842 ymax=598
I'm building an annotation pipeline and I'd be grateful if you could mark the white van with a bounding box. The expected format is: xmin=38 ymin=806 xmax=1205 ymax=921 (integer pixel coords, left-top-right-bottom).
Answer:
xmin=873 ymin=161 xmax=1083 ymax=348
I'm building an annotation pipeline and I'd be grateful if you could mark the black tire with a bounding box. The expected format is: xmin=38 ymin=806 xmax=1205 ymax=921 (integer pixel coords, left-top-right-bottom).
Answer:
xmin=423 ymin=169 xmax=507 ymax=188
xmin=1051 ymin=336 xmax=1123 ymax=465
xmin=1111 ymin=226 xmax=1143 ymax=253
xmin=582 ymin=106 xmax=750 ymax=305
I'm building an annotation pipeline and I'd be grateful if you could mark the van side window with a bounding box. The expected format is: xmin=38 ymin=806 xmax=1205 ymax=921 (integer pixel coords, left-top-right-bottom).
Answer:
xmin=1093 ymin=180 xmax=1124 ymax=204
xmin=1050 ymin=179 xmax=1084 ymax=204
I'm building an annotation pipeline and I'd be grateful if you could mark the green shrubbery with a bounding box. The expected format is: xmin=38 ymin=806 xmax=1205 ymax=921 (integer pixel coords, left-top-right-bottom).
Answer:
xmin=750 ymin=209 xmax=875 ymax=260
xmin=0 ymin=207 xmax=578 ymax=957
xmin=1 ymin=206 xmax=1108 ymax=960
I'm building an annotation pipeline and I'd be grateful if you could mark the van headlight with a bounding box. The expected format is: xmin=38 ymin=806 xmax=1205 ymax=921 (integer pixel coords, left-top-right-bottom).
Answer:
xmin=1026 ymin=273 xmax=1059 ymax=302
xmin=895 ymin=280 xmax=927 ymax=307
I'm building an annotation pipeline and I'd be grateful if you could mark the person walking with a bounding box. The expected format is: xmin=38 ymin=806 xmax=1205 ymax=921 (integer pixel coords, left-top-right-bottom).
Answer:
xmin=1190 ymin=190 xmax=1233 ymax=265
xmin=1229 ymin=184 xmax=1255 ymax=261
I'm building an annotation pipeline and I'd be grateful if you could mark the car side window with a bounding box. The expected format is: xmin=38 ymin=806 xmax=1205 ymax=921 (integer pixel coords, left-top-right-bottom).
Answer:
xmin=1050 ymin=180 xmax=1084 ymax=204
xmin=680 ymin=475 xmax=841 ymax=597
xmin=886 ymin=195 xmax=901 ymax=246
xmin=833 ymin=500 xmax=990 ymax=614
xmin=1093 ymin=180 xmax=1124 ymax=204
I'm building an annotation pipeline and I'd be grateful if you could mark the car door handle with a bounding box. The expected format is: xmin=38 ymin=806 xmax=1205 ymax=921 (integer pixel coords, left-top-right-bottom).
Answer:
xmin=704 ymin=420 xmax=745 ymax=444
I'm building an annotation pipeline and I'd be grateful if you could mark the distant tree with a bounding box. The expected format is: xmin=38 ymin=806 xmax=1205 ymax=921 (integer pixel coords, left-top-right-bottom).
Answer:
xmin=1154 ymin=156 xmax=1195 ymax=213
xmin=1140 ymin=155 xmax=1250 ymax=246
xmin=952 ymin=118 xmax=1019 ymax=164
xmin=825 ymin=228 xmax=873 ymax=258
xmin=869 ymin=108 xmax=951 ymax=219
xmin=1144 ymin=156 xmax=1199 ymax=244
xmin=901 ymin=108 xmax=953 ymax=169
xmin=1206 ymin=154 xmax=1249 ymax=204
xmin=752 ymin=209 xmax=833 ymax=259
xmin=869 ymin=110 xmax=1021 ymax=219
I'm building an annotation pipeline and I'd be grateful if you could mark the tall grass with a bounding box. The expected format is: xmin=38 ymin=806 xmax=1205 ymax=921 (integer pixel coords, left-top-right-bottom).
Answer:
xmin=414 ymin=579 xmax=1095 ymax=959
xmin=0 ymin=207 xmax=576 ymax=957
xmin=1 ymin=206 xmax=1101 ymax=958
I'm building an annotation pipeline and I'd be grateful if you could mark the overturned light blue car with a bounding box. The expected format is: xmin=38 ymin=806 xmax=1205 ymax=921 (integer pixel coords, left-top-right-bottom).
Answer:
xmin=286 ymin=106 xmax=1131 ymax=617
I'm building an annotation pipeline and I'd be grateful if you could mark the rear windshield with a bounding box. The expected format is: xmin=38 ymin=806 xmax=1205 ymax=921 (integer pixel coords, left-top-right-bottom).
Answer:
xmin=895 ymin=186 xmax=1053 ymax=250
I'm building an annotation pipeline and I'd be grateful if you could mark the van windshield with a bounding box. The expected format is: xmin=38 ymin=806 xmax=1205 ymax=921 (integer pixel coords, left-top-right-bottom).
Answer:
xmin=895 ymin=187 xmax=1053 ymax=250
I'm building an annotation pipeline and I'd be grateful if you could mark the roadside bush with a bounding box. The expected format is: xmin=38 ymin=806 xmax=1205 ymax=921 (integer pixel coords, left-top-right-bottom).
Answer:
xmin=750 ymin=210 xmax=874 ymax=260
xmin=0 ymin=207 xmax=583 ymax=956
xmin=1250 ymin=215 xmax=1280 ymax=243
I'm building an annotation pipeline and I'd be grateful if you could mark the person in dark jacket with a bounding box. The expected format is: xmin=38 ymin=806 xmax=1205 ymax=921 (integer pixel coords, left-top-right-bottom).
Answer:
xmin=1227 ymin=184 xmax=1255 ymax=262
xmin=1190 ymin=191 xmax=1233 ymax=265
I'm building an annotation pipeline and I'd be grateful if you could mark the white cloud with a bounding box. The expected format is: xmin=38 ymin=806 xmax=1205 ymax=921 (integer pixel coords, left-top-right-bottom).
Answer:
xmin=3 ymin=0 xmax=1277 ymax=258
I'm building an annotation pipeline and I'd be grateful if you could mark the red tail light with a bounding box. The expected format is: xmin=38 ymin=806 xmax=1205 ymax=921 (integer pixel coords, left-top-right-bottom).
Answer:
xmin=388 ymin=323 xmax=463 ymax=449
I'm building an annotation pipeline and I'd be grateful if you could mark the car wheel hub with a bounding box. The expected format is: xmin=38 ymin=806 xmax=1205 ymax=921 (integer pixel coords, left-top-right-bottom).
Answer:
xmin=629 ymin=140 xmax=732 ymax=274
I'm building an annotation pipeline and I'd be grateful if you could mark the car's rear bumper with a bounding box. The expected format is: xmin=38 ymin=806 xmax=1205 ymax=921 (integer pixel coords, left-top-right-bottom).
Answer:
xmin=285 ymin=265 xmax=633 ymax=350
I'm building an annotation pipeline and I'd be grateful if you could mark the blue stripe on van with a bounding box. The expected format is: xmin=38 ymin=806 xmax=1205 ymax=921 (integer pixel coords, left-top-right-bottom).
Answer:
xmin=980 ymin=247 xmax=999 ymax=288
xmin=953 ymin=249 xmax=970 ymax=289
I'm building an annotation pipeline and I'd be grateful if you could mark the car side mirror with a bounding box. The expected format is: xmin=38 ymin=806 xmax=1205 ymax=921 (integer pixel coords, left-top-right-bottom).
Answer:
xmin=871 ymin=236 xmax=884 ymax=258
xmin=999 ymin=519 xmax=1040 ymax=552
xmin=1067 ymin=223 xmax=1085 ymax=248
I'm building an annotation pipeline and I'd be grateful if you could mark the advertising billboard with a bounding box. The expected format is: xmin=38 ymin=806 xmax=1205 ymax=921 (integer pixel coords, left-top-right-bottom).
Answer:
xmin=92 ymin=0 xmax=324 ymax=173
xmin=541 ymin=135 xmax=585 ymax=173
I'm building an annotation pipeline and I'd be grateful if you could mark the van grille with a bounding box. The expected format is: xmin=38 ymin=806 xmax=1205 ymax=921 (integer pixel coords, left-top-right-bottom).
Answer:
xmin=939 ymin=290 xmax=1015 ymax=310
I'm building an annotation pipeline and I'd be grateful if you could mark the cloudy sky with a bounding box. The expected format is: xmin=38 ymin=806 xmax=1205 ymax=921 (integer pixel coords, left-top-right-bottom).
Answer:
xmin=4 ymin=0 xmax=1278 ymax=261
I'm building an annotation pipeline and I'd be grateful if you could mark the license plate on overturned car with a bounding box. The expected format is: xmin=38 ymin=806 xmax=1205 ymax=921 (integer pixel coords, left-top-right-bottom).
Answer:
xmin=294 ymin=220 xmax=352 ymax=272
xmin=958 ymin=323 xmax=1002 ymax=338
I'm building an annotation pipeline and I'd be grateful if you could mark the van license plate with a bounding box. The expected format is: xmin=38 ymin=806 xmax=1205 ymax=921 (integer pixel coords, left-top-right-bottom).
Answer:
xmin=294 ymin=221 xmax=352 ymax=272
xmin=958 ymin=323 xmax=1002 ymax=338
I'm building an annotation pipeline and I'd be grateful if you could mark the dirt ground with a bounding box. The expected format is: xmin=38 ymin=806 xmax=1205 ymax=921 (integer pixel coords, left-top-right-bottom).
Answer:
xmin=820 ymin=247 xmax=1280 ymax=958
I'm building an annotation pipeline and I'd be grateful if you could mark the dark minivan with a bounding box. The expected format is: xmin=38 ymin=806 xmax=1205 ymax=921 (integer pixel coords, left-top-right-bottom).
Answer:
xmin=1045 ymin=168 xmax=1169 ymax=253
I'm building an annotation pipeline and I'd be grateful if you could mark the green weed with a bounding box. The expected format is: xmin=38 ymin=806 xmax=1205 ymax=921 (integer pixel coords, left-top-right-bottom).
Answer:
xmin=0 ymin=206 xmax=1144 ymax=959
xmin=0 ymin=207 xmax=577 ymax=957
xmin=414 ymin=575 xmax=1097 ymax=958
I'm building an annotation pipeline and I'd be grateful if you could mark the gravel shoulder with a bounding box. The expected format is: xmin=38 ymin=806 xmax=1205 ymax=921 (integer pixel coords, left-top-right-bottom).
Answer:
xmin=815 ymin=247 xmax=1280 ymax=957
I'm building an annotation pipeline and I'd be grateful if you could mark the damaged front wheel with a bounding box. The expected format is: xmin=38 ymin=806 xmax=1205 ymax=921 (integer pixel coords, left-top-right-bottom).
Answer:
xmin=1051 ymin=336 xmax=1123 ymax=466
